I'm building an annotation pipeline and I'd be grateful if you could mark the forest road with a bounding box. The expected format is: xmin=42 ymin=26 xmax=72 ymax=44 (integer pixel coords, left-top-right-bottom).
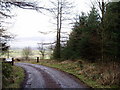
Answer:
xmin=15 ymin=63 xmax=89 ymax=89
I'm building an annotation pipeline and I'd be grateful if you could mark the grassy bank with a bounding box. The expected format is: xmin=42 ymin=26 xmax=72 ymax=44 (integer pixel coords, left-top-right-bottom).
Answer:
xmin=2 ymin=64 xmax=24 ymax=88
xmin=31 ymin=59 xmax=120 ymax=88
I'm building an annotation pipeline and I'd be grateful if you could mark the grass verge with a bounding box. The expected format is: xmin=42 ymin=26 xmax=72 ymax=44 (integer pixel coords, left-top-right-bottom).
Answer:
xmin=4 ymin=65 xmax=25 ymax=88
xmin=30 ymin=59 xmax=119 ymax=88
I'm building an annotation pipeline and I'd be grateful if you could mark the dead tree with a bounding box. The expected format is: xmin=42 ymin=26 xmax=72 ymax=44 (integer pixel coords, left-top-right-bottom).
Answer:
xmin=48 ymin=0 xmax=74 ymax=59
xmin=96 ymin=0 xmax=107 ymax=61
xmin=38 ymin=42 xmax=56 ymax=59
xmin=38 ymin=42 xmax=46 ymax=60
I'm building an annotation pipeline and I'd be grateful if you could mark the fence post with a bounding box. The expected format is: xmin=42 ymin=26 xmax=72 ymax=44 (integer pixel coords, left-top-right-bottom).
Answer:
xmin=37 ymin=57 xmax=39 ymax=63
xmin=12 ymin=58 xmax=14 ymax=66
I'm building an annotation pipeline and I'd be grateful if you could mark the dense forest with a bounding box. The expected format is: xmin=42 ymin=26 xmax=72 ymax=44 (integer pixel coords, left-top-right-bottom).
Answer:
xmin=53 ymin=1 xmax=120 ymax=62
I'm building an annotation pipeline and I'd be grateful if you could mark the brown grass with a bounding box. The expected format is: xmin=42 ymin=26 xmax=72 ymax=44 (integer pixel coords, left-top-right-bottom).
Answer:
xmin=18 ymin=59 xmax=120 ymax=88
xmin=78 ymin=61 xmax=120 ymax=86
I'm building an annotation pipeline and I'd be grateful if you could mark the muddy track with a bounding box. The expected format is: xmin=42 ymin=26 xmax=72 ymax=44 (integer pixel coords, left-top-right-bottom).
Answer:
xmin=15 ymin=63 xmax=89 ymax=89
xmin=26 ymin=64 xmax=61 ymax=88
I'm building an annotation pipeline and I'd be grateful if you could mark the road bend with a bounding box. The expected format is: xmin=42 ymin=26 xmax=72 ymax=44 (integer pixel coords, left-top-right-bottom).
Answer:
xmin=15 ymin=63 xmax=89 ymax=89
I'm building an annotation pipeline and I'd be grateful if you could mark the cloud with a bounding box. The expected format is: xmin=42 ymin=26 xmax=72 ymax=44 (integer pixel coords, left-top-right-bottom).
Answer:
xmin=8 ymin=0 xmax=95 ymax=48
xmin=111 ymin=0 xmax=120 ymax=2
xmin=9 ymin=35 xmax=56 ymax=48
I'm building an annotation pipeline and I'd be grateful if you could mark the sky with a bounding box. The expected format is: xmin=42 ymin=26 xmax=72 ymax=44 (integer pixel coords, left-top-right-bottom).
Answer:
xmin=7 ymin=0 xmax=110 ymax=49
xmin=8 ymin=9 xmax=55 ymax=48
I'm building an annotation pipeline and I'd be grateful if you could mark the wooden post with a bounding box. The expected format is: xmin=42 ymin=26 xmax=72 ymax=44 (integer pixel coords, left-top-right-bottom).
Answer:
xmin=37 ymin=57 xmax=39 ymax=63
xmin=12 ymin=58 xmax=14 ymax=66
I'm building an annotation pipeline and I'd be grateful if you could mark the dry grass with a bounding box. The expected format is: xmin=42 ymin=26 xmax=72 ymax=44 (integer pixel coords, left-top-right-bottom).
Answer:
xmin=20 ymin=59 xmax=120 ymax=88
xmin=40 ymin=59 xmax=120 ymax=88
xmin=78 ymin=61 xmax=120 ymax=87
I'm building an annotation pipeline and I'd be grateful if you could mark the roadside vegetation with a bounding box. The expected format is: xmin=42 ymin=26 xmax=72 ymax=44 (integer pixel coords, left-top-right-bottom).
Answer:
xmin=45 ymin=1 xmax=120 ymax=88
xmin=31 ymin=59 xmax=120 ymax=88
xmin=2 ymin=63 xmax=24 ymax=88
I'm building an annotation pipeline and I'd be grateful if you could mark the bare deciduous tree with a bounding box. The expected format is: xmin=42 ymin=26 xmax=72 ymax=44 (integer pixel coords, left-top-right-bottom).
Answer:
xmin=0 ymin=0 xmax=46 ymax=56
xmin=0 ymin=0 xmax=45 ymax=18
xmin=48 ymin=0 xmax=74 ymax=59
xmin=38 ymin=43 xmax=46 ymax=60
xmin=22 ymin=47 xmax=32 ymax=60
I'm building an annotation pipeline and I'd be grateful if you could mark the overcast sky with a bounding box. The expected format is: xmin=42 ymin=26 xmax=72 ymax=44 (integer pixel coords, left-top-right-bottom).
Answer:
xmin=7 ymin=0 xmax=110 ymax=49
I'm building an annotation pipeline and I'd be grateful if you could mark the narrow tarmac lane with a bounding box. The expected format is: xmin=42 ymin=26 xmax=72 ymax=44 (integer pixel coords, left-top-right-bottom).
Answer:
xmin=15 ymin=63 xmax=88 ymax=88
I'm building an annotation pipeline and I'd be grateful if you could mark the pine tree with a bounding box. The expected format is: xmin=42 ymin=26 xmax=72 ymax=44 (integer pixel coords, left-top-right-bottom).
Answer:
xmin=61 ymin=12 xmax=88 ymax=60
xmin=103 ymin=2 xmax=120 ymax=61
xmin=61 ymin=7 xmax=101 ymax=61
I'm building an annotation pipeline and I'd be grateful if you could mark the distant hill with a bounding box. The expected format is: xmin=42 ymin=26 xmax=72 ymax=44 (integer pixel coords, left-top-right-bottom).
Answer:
xmin=10 ymin=47 xmax=38 ymax=50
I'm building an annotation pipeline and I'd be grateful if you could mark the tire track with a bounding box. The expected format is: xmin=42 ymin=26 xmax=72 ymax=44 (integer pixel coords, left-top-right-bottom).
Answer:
xmin=15 ymin=63 xmax=89 ymax=89
xmin=25 ymin=64 xmax=61 ymax=88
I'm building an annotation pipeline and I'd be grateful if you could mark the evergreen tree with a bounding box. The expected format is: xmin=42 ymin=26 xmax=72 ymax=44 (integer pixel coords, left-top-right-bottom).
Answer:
xmin=103 ymin=2 xmax=120 ymax=61
xmin=61 ymin=2 xmax=120 ymax=62
xmin=61 ymin=12 xmax=88 ymax=60
xmin=62 ymin=7 xmax=100 ymax=61
xmin=85 ymin=6 xmax=101 ymax=61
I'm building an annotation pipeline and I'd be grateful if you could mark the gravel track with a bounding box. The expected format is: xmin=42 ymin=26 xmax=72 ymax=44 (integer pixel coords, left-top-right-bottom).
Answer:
xmin=15 ymin=63 xmax=89 ymax=89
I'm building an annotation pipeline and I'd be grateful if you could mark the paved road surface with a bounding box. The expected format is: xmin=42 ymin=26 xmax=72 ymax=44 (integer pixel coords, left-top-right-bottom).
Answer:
xmin=15 ymin=63 xmax=88 ymax=88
